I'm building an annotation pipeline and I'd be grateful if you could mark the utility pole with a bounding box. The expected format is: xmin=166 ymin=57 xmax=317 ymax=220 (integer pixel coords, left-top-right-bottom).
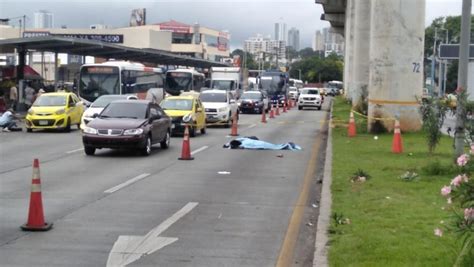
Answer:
xmin=454 ymin=0 xmax=472 ymax=158
xmin=430 ymin=28 xmax=438 ymax=96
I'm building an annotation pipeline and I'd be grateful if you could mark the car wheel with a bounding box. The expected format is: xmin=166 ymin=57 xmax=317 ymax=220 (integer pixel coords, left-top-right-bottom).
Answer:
xmin=84 ymin=146 xmax=95 ymax=155
xmin=189 ymin=126 xmax=196 ymax=137
xmin=64 ymin=118 xmax=71 ymax=132
xmin=141 ymin=135 xmax=152 ymax=156
xmin=200 ymin=126 xmax=206 ymax=134
xmin=26 ymin=128 xmax=32 ymax=133
xmin=160 ymin=131 xmax=170 ymax=149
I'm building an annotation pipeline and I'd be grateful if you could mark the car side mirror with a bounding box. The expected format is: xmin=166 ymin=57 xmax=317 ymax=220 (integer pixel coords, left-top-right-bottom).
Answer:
xmin=69 ymin=102 xmax=76 ymax=108
xmin=230 ymin=99 xmax=236 ymax=104
xmin=197 ymin=107 xmax=203 ymax=112
xmin=92 ymin=113 xmax=99 ymax=118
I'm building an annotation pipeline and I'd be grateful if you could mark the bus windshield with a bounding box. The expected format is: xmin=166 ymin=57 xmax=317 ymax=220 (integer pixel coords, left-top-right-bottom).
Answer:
xmin=165 ymin=72 xmax=192 ymax=93
xmin=259 ymin=76 xmax=285 ymax=95
xmin=79 ymin=66 xmax=120 ymax=102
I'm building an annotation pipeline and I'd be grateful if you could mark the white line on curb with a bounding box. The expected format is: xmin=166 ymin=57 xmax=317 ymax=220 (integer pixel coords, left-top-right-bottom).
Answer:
xmin=104 ymin=173 xmax=150 ymax=194
xmin=191 ymin=145 xmax=209 ymax=155
xmin=66 ymin=148 xmax=84 ymax=154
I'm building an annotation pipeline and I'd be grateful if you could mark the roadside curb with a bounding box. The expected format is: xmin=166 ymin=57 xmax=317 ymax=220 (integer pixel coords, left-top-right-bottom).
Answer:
xmin=313 ymin=100 xmax=333 ymax=267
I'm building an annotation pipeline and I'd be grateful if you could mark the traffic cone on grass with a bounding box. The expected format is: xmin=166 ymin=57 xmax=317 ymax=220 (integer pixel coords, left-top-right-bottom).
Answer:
xmin=21 ymin=159 xmax=53 ymax=231
xmin=178 ymin=125 xmax=194 ymax=160
xmin=230 ymin=112 xmax=239 ymax=136
xmin=269 ymin=105 xmax=275 ymax=119
xmin=392 ymin=119 xmax=403 ymax=154
xmin=261 ymin=107 xmax=267 ymax=123
xmin=347 ymin=111 xmax=356 ymax=137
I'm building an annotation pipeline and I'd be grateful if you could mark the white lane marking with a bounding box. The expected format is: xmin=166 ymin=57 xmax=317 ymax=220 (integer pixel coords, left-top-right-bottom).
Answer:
xmin=107 ymin=202 xmax=199 ymax=267
xmin=191 ymin=145 xmax=209 ymax=156
xmin=104 ymin=173 xmax=150 ymax=194
xmin=66 ymin=148 xmax=84 ymax=154
xmin=246 ymin=124 xmax=256 ymax=129
xmin=218 ymin=213 xmax=222 ymax=219
xmin=218 ymin=171 xmax=231 ymax=175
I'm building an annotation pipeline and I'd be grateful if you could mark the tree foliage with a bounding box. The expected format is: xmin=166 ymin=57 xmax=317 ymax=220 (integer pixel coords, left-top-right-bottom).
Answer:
xmin=289 ymin=52 xmax=343 ymax=83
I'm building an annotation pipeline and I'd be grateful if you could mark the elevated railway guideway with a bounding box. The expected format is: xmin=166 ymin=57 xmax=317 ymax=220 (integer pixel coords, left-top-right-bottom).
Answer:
xmin=317 ymin=0 xmax=426 ymax=131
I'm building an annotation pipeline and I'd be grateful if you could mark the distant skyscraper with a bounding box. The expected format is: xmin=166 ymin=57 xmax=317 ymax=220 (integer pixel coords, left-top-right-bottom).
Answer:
xmin=244 ymin=34 xmax=286 ymax=62
xmin=312 ymin=30 xmax=324 ymax=51
xmin=34 ymin=10 xmax=53 ymax=29
xmin=288 ymin=27 xmax=300 ymax=51
xmin=274 ymin=21 xmax=287 ymax=42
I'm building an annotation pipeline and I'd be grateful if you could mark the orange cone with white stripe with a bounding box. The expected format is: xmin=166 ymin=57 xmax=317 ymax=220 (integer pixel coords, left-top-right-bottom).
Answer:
xmin=283 ymin=100 xmax=287 ymax=113
xmin=269 ymin=105 xmax=275 ymax=119
xmin=230 ymin=111 xmax=239 ymax=136
xmin=275 ymin=103 xmax=280 ymax=116
xmin=348 ymin=111 xmax=356 ymax=137
xmin=21 ymin=159 xmax=53 ymax=231
xmin=261 ymin=106 xmax=267 ymax=123
xmin=392 ymin=119 xmax=403 ymax=153
xmin=178 ymin=125 xmax=194 ymax=160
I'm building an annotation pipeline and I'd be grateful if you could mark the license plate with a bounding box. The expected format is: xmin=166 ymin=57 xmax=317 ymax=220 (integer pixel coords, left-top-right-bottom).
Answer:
xmin=39 ymin=120 xmax=48 ymax=125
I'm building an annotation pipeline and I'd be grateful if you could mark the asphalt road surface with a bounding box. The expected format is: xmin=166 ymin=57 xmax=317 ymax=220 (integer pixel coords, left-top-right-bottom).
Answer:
xmin=0 ymin=100 xmax=330 ymax=267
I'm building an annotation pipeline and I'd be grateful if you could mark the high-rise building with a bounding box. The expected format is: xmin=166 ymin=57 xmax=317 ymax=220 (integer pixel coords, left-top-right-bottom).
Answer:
xmin=288 ymin=27 xmax=300 ymax=51
xmin=274 ymin=22 xmax=287 ymax=42
xmin=34 ymin=10 xmax=53 ymax=29
xmin=244 ymin=34 xmax=286 ymax=63
xmin=312 ymin=30 xmax=324 ymax=51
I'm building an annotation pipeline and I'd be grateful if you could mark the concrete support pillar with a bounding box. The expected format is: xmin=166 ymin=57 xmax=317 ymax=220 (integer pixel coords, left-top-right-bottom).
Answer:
xmin=54 ymin=52 xmax=58 ymax=85
xmin=368 ymin=0 xmax=425 ymax=131
xmin=343 ymin=0 xmax=355 ymax=100
xmin=351 ymin=0 xmax=371 ymax=107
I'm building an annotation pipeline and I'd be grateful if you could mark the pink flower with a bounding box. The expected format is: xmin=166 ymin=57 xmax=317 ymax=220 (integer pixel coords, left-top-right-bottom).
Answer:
xmin=457 ymin=154 xmax=469 ymax=166
xmin=434 ymin=228 xmax=443 ymax=237
xmin=441 ymin=186 xmax=451 ymax=197
xmin=465 ymin=208 xmax=474 ymax=220
xmin=451 ymin=174 xmax=469 ymax=187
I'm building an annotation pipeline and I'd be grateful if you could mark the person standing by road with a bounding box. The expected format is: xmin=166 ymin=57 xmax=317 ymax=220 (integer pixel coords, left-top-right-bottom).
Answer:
xmin=9 ymin=83 xmax=18 ymax=110
xmin=24 ymin=83 xmax=36 ymax=109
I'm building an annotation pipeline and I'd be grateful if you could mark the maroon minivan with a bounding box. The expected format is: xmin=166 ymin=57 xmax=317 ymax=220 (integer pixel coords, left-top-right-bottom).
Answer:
xmin=82 ymin=100 xmax=171 ymax=156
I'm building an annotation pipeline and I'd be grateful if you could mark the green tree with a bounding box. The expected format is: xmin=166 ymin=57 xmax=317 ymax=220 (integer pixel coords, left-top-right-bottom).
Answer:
xmin=289 ymin=52 xmax=343 ymax=83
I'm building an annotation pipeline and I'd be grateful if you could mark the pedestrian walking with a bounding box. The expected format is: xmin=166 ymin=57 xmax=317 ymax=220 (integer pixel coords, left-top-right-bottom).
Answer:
xmin=9 ymin=84 xmax=18 ymax=110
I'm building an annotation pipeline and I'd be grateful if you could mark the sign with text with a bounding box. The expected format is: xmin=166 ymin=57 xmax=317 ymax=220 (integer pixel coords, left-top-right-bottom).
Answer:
xmin=439 ymin=44 xmax=474 ymax=59
xmin=23 ymin=31 xmax=124 ymax=44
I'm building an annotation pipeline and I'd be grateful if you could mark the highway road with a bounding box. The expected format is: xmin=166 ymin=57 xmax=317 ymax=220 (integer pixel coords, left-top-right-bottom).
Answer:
xmin=0 ymin=100 xmax=330 ymax=267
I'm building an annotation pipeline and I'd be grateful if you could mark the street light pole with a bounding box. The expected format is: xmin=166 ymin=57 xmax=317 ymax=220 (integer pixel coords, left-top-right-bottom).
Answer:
xmin=454 ymin=0 xmax=472 ymax=158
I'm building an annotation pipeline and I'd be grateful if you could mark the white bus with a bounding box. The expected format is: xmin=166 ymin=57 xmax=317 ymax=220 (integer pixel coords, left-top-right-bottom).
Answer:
xmin=164 ymin=69 xmax=205 ymax=96
xmin=78 ymin=61 xmax=164 ymax=102
xmin=289 ymin=78 xmax=304 ymax=89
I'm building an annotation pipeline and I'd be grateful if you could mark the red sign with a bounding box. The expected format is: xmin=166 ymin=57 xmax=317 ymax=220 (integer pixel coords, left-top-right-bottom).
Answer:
xmin=158 ymin=20 xmax=191 ymax=33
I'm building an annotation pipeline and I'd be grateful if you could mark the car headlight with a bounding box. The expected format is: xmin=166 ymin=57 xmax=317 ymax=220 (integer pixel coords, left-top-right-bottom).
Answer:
xmin=182 ymin=113 xmax=193 ymax=123
xmin=218 ymin=107 xmax=227 ymax=112
xmin=28 ymin=109 xmax=34 ymax=115
xmin=56 ymin=108 xmax=65 ymax=115
xmin=83 ymin=127 xmax=98 ymax=134
xmin=123 ymin=128 xmax=143 ymax=135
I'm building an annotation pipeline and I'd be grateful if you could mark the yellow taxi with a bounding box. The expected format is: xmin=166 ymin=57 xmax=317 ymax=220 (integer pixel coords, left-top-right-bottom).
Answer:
xmin=26 ymin=92 xmax=85 ymax=132
xmin=160 ymin=95 xmax=206 ymax=137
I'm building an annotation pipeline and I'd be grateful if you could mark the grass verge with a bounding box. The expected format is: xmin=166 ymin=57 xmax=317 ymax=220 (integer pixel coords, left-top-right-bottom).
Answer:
xmin=328 ymin=97 xmax=462 ymax=266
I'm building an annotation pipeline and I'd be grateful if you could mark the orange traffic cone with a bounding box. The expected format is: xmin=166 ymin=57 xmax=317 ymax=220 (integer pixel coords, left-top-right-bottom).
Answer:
xmin=288 ymin=99 xmax=292 ymax=109
xmin=261 ymin=106 xmax=267 ymax=123
xmin=275 ymin=103 xmax=280 ymax=116
xmin=392 ymin=119 xmax=403 ymax=153
xmin=283 ymin=101 xmax=287 ymax=113
xmin=348 ymin=111 xmax=356 ymax=137
xmin=21 ymin=159 xmax=53 ymax=231
xmin=230 ymin=111 xmax=239 ymax=136
xmin=178 ymin=125 xmax=194 ymax=160
xmin=269 ymin=105 xmax=275 ymax=119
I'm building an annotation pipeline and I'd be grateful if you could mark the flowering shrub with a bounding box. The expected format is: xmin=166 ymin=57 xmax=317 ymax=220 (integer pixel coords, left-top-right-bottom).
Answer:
xmin=438 ymin=153 xmax=474 ymax=265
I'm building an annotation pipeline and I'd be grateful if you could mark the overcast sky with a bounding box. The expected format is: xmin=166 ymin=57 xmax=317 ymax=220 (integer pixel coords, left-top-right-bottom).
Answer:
xmin=0 ymin=0 xmax=471 ymax=50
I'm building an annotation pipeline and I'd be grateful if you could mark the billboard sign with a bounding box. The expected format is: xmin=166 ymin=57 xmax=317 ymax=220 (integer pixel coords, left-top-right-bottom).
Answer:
xmin=158 ymin=21 xmax=191 ymax=33
xmin=130 ymin=8 xmax=146 ymax=27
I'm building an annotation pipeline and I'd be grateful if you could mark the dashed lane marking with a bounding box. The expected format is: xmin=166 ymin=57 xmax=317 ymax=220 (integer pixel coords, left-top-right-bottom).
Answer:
xmin=104 ymin=173 xmax=150 ymax=194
